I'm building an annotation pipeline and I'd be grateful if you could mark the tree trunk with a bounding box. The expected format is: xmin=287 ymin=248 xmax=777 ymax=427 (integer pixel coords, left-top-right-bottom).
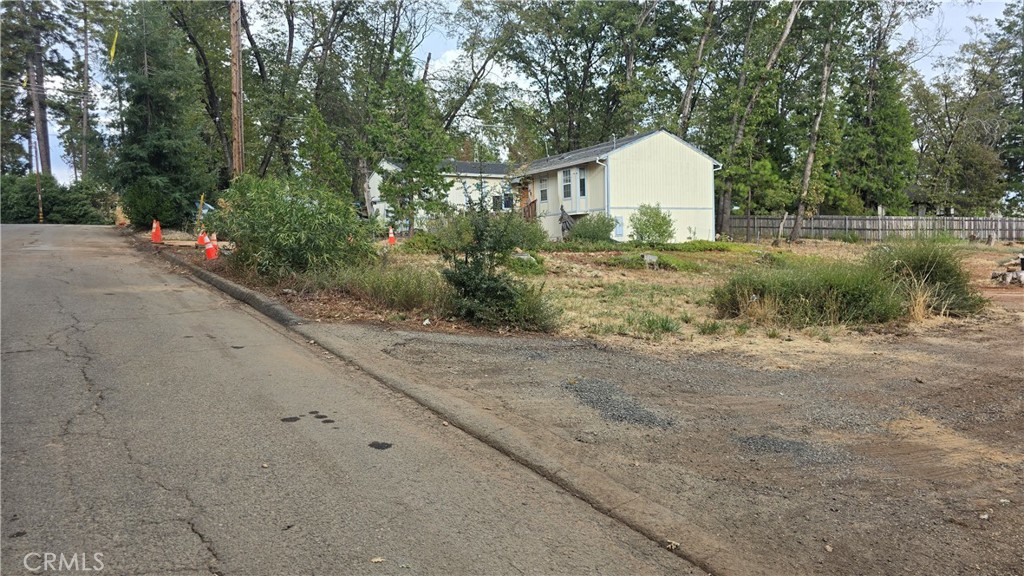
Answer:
xmin=28 ymin=47 xmax=51 ymax=176
xmin=169 ymin=5 xmax=234 ymax=178
xmin=81 ymin=2 xmax=89 ymax=178
xmin=678 ymin=0 xmax=716 ymax=138
xmin=719 ymin=0 xmax=802 ymax=236
xmin=789 ymin=19 xmax=835 ymax=243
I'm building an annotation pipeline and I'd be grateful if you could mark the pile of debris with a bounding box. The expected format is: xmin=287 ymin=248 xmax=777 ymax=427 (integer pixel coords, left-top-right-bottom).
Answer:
xmin=991 ymin=253 xmax=1024 ymax=286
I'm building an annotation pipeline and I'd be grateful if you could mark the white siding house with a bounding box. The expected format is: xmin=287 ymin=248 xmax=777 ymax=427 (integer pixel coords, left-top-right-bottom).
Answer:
xmin=515 ymin=130 xmax=721 ymax=242
xmin=369 ymin=160 xmax=512 ymax=220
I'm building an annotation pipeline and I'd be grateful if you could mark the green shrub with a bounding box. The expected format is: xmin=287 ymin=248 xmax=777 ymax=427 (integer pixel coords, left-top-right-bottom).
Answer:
xmin=1 ymin=173 xmax=50 ymax=223
xmin=0 ymin=174 xmax=112 ymax=224
xmin=865 ymin=239 xmax=985 ymax=316
xmin=712 ymin=262 xmax=905 ymax=327
xmin=49 ymin=179 xmax=115 ymax=224
xmin=570 ymin=213 xmax=617 ymax=242
xmin=629 ymin=203 xmax=674 ymax=244
xmin=496 ymin=211 xmax=549 ymax=252
xmin=206 ymin=175 xmax=375 ymax=278
xmin=399 ymin=231 xmax=443 ymax=254
xmin=437 ymin=201 xmax=559 ymax=331
xmin=505 ymin=252 xmax=546 ymax=276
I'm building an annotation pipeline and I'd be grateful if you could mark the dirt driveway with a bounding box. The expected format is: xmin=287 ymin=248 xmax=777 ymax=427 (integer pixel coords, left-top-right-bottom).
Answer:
xmin=161 ymin=233 xmax=1024 ymax=575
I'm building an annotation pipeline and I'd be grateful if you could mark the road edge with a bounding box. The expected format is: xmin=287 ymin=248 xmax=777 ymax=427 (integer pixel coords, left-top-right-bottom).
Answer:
xmin=154 ymin=246 xmax=746 ymax=576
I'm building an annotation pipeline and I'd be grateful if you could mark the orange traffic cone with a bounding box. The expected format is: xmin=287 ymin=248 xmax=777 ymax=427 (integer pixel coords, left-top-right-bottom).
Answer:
xmin=196 ymin=230 xmax=208 ymax=248
xmin=150 ymin=220 xmax=163 ymax=243
xmin=204 ymin=233 xmax=219 ymax=260
xmin=388 ymin=226 xmax=396 ymax=246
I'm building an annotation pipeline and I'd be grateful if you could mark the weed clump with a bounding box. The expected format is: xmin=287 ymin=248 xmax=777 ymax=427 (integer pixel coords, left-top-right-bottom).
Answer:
xmin=712 ymin=237 xmax=985 ymax=326
xmin=865 ymin=239 xmax=985 ymax=316
xmin=712 ymin=262 xmax=905 ymax=326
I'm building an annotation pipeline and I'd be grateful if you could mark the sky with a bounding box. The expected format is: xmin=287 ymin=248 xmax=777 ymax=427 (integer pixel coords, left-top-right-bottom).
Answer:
xmin=46 ymin=0 xmax=1012 ymax=184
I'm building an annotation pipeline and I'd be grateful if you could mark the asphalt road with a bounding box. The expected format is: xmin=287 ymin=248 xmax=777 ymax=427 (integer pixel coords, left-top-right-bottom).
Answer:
xmin=1 ymin=225 xmax=695 ymax=576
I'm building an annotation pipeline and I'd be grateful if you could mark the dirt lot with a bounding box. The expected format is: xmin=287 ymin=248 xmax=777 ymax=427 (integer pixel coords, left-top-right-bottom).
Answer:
xmin=156 ymin=232 xmax=1024 ymax=575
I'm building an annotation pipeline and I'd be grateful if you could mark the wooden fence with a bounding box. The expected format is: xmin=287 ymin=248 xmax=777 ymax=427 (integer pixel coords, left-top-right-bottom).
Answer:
xmin=729 ymin=215 xmax=1024 ymax=243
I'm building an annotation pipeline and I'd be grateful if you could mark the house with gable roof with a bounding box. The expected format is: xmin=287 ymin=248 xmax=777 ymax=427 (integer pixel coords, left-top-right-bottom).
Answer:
xmin=368 ymin=159 xmax=513 ymax=222
xmin=513 ymin=129 xmax=721 ymax=242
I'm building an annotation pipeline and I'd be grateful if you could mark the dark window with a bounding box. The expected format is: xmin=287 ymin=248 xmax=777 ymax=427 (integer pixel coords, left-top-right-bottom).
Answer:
xmin=579 ymin=171 xmax=587 ymax=197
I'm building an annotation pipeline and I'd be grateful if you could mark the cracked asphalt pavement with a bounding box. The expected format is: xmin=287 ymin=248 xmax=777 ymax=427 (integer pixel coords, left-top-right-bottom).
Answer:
xmin=1 ymin=225 xmax=701 ymax=575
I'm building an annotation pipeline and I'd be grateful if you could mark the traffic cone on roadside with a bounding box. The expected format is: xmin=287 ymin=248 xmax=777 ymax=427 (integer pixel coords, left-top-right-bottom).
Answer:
xmin=203 ymin=232 xmax=219 ymax=260
xmin=196 ymin=230 xmax=208 ymax=248
xmin=150 ymin=220 xmax=163 ymax=243
xmin=388 ymin=226 xmax=396 ymax=246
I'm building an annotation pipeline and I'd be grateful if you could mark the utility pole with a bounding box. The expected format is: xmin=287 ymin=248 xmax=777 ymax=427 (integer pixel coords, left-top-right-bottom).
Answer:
xmin=229 ymin=0 xmax=244 ymax=177
xmin=82 ymin=2 xmax=89 ymax=178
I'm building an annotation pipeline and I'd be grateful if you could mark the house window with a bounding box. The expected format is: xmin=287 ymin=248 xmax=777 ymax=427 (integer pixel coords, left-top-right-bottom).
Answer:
xmin=562 ymin=169 xmax=572 ymax=199
xmin=614 ymin=216 xmax=624 ymax=238
xmin=539 ymin=177 xmax=548 ymax=202
xmin=579 ymin=170 xmax=586 ymax=197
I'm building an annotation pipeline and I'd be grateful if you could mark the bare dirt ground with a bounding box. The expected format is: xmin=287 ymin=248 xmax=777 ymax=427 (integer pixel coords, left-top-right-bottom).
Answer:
xmin=153 ymin=231 xmax=1024 ymax=575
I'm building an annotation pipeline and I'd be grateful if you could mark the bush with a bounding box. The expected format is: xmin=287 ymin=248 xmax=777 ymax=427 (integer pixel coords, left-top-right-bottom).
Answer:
xmin=49 ymin=179 xmax=115 ymax=224
xmin=1 ymin=174 xmax=48 ymax=223
xmin=437 ymin=201 xmax=559 ymax=331
xmin=398 ymin=231 xmax=443 ymax=254
xmin=206 ymin=175 xmax=375 ymax=278
xmin=570 ymin=213 xmax=617 ymax=242
xmin=629 ymin=203 xmax=674 ymax=244
xmin=865 ymin=238 xmax=985 ymax=316
xmin=505 ymin=252 xmax=546 ymax=276
xmin=712 ymin=262 xmax=905 ymax=327
xmin=0 ymin=174 xmax=112 ymax=224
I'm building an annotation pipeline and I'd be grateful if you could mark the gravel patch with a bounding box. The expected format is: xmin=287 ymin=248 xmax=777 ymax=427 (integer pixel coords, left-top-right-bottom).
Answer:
xmin=562 ymin=377 xmax=674 ymax=428
xmin=736 ymin=434 xmax=849 ymax=465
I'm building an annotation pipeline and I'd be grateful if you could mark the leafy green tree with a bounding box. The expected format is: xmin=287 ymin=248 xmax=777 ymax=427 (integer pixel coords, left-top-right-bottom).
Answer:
xmin=833 ymin=54 xmax=916 ymax=214
xmin=437 ymin=196 xmax=558 ymax=331
xmin=108 ymin=1 xmax=216 ymax=229
xmin=990 ymin=0 xmax=1024 ymax=215
xmin=629 ymin=203 xmax=674 ymax=244
xmin=908 ymin=21 xmax=1008 ymax=215
xmin=297 ymin=105 xmax=350 ymax=196
xmin=370 ymin=49 xmax=452 ymax=232
xmin=1 ymin=0 xmax=73 ymax=176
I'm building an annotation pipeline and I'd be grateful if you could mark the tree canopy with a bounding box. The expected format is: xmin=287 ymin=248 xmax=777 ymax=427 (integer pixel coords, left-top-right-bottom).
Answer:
xmin=2 ymin=0 xmax=1021 ymax=227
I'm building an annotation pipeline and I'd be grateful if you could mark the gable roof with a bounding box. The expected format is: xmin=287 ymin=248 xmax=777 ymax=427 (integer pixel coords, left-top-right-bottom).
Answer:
xmin=518 ymin=129 xmax=721 ymax=176
xmin=380 ymin=158 xmax=510 ymax=178
xmin=441 ymin=159 xmax=510 ymax=177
